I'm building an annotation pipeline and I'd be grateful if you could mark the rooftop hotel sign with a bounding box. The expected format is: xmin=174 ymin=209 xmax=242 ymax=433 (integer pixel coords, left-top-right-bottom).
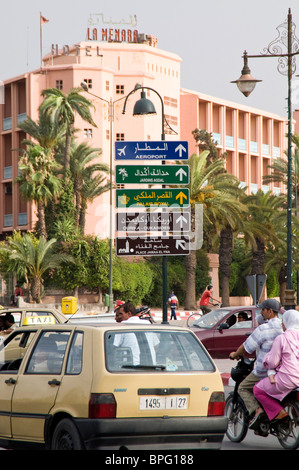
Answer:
xmin=87 ymin=13 xmax=139 ymax=43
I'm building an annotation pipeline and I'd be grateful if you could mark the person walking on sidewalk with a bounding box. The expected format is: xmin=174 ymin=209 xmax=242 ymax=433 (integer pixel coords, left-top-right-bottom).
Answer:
xmin=168 ymin=291 xmax=179 ymax=320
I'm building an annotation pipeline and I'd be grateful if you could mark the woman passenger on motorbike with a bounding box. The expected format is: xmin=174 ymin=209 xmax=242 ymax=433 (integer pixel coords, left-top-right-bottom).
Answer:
xmin=252 ymin=309 xmax=299 ymax=426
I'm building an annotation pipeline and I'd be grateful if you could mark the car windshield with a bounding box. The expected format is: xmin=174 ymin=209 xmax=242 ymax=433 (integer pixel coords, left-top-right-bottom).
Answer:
xmin=105 ymin=329 xmax=215 ymax=372
xmin=193 ymin=309 xmax=233 ymax=329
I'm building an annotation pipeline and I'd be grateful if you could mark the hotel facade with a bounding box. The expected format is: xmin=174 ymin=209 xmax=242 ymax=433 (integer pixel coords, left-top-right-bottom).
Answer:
xmin=0 ymin=30 xmax=290 ymax=298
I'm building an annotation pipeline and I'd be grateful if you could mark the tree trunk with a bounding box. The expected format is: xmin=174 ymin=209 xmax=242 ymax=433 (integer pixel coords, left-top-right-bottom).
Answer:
xmin=38 ymin=202 xmax=47 ymax=239
xmin=219 ymin=226 xmax=233 ymax=307
xmin=31 ymin=277 xmax=41 ymax=303
xmin=184 ymin=251 xmax=197 ymax=309
xmin=64 ymin=131 xmax=72 ymax=171
xmin=251 ymin=239 xmax=265 ymax=275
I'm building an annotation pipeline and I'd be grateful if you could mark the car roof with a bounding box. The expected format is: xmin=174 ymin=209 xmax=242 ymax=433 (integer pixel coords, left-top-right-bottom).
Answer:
xmin=12 ymin=322 xmax=191 ymax=333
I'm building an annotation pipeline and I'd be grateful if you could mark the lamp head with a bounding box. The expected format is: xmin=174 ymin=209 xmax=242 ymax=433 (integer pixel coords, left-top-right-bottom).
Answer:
xmin=231 ymin=51 xmax=262 ymax=97
xmin=133 ymin=90 xmax=156 ymax=116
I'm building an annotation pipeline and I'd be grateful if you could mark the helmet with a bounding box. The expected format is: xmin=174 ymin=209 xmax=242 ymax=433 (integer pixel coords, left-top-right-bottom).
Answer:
xmin=231 ymin=358 xmax=254 ymax=383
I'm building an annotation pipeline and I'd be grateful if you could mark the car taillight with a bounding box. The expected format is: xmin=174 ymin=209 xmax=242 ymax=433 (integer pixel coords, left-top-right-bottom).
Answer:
xmin=89 ymin=393 xmax=117 ymax=418
xmin=207 ymin=392 xmax=225 ymax=416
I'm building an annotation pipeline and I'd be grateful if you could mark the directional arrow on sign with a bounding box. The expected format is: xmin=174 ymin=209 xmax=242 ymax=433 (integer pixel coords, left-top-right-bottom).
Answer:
xmin=175 ymin=144 xmax=188 ymax=158
xmin=176 ymin=191 xmax=188 ymax=205
xmin=175 ymin=167 xmax=188 ymax=182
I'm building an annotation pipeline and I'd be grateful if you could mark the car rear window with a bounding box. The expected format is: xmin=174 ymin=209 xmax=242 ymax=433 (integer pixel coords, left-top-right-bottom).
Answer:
xmin=105 ymin=329 xmax=215 ymax=372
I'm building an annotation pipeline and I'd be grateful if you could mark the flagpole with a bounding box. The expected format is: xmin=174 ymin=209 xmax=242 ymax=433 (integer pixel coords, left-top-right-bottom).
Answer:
xmin=40 ymin=12 xmax=42 ymax=67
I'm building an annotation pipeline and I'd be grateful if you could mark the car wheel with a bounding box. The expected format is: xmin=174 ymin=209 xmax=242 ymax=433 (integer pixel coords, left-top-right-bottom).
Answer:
xmin=51 ymin=418 xmax=84 ymax=450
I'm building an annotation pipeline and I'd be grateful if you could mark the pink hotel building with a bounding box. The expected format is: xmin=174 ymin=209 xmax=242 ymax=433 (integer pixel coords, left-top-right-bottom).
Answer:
xmin=0 ymin=34 xmax=290 ymax=292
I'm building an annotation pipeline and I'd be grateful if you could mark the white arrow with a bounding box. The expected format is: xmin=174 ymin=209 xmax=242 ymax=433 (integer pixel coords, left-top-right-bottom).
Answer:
xmin=176 ymin=240 xmax=187 ymax=250
xmin=176 ymin=215 xmax=188 ymax=229
xmin=175 ymin=168 xmax=187 ymax=181
xmin=175 ymin=144 xmax=187 ymax=158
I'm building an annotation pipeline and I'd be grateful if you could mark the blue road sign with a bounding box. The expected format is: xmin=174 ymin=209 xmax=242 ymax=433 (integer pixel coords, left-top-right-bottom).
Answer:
xmin=115 ymin=140 xmax=189 ymax=160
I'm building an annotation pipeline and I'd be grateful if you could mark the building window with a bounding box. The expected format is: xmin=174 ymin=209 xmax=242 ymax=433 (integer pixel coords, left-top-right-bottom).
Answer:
xmin=116 ymin=133 xmax=125 ymax=141
xmin=56 ymin=80 xmax=63 ymax=90
xmin=164 ymin=96 xmax=178 ymax=108
xmin=106 ymin=130 xmax=110 ymax=140
xmin=83 ymin=79 xmax=92 ymax=89
xmin=106 ymin=81 xmax=110 ymax=91
xmin=116 ymin=85 xmax=124 ymax=94
xmin=165 ymin=114 xmax=178 ymax=127
xmin=84 ymin=129 xmax=93 ymax=139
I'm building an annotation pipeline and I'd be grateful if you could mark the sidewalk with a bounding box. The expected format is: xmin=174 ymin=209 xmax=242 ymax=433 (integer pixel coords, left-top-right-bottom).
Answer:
xmin=214 ymin=359 xmax=234 ymax=386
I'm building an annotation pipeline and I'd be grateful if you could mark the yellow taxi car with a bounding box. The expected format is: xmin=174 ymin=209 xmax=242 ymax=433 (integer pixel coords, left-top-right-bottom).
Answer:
xmin=0 ymin=323 xmax=227 ymax=450
xmin=0 ymin=307 xmax=67 ymax=332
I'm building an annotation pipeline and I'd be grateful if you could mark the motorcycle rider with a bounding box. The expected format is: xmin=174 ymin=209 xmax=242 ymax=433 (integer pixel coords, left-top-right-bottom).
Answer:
xmin=229 ymin=298 xmax=283 ymax=430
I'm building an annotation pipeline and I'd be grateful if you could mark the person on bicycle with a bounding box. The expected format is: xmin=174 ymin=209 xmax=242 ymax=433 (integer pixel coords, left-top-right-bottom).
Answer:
xmin=229 ymin=298 xmax=283 ymax=429
xmin=199 ymin=285 xmax=220 ymax=315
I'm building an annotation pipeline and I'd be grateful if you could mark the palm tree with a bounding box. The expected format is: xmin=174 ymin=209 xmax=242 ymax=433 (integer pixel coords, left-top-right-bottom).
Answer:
xmin=184 ymin=151 xmax=245 ymax=308
xmin=79 ymin=171 xmax=111 ymax=233
xmin=241 ymin=190 xmax=282 ymax=276
xmin=57 ymin=142 xmax=109 ymax=227
xmin=18 ymin=110 xmax=65 ymax=151
xmin=15 ymin=145 xmax=62 ymax=239
xmin=39 ymin=87 xmax=97 ymax=171
xmin=0 ymin=232 xmax=73 ymax=302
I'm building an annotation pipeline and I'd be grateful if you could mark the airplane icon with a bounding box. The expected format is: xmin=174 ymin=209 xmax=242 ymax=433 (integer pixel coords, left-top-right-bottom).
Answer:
xmin=117 ymin=146 xmax=126 ymax=156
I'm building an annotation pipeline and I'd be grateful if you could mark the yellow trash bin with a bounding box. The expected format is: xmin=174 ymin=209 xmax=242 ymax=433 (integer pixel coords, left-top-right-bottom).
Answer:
xmin=62 ymin=296 xmax=77 ymax=315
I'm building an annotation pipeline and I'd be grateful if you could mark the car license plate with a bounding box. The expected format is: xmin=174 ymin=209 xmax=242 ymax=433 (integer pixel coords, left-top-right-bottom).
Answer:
xmin=139 ymin=395 xmax=188 ymax=410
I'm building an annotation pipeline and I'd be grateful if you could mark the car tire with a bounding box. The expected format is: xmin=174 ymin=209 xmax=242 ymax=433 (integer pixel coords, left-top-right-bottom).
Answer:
xmin=51 ymin=418 xmax=84 ymax=450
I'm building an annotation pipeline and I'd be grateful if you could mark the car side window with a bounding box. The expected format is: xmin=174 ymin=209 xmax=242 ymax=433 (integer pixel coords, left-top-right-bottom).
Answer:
xmin=231 ymin=311 xmax=253 ymax=328
xmin=0 ymin=330 xmax=37 ymax=372
xmin=65 ymin=332 xmax=83 ymax=375
xmin=25 ymin=331 xmax=71 ymax=374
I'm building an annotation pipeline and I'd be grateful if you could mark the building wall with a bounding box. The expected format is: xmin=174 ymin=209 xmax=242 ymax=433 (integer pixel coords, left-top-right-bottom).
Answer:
xmin=0 ymin=38 xmax=290 ymax=291
xmin=180 ymin=89 xmax=287 ymax=195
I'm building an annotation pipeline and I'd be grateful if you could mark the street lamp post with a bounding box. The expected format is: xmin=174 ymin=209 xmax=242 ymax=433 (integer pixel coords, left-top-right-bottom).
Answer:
xmin=231 ymin=8 xmax=299 ymax=309
xmin=122 ymin=85 xmax=169 ymax=323
xmin=81 ymin=81 xmax=130 ymax=312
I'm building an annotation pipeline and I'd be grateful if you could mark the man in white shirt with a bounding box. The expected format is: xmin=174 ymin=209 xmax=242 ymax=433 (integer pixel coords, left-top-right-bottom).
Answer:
xmin=114 ymin=302 xmax=159 ymax=364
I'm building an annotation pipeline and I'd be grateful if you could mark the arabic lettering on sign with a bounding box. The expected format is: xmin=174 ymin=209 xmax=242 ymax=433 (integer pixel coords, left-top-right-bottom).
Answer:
xmin=87 ymin=13 xmax=138 ymax=43
xmin=116 ymin=236 xmax=190 ymax=256
xmin=116 ymin=189 xmax=189 ymax=208
xmin=114 ymin=141 xmax=189 ymax=161
xmin=115 ymin=165 xmax=189 ymax=184
xmin=116 ymin=211 xmax=191 ymax=233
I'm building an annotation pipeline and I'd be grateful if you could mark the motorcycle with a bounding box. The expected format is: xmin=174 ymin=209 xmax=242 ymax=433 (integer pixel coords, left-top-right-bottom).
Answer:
xmin=225 ymin=357 xmax=299 ymax=450
xmin=135 ymin=305 xmax=155 ymax=323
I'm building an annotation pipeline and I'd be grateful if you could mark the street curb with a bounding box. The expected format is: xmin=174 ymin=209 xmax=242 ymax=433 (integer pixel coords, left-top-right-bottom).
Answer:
xmin=221 ymin=373 xmax=230 ymax=386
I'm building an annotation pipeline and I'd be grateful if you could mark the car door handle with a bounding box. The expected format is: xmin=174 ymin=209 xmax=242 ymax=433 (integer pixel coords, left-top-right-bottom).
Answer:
xmin=5 ymin=378 xmax=16 ymax=384
xmin=48 ymin=379 xmax=61 ymax=386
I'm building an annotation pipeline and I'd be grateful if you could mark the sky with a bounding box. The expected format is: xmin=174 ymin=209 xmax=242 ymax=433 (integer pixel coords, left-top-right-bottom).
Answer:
xmin=1 ymin=0 xmax=299 ymax=118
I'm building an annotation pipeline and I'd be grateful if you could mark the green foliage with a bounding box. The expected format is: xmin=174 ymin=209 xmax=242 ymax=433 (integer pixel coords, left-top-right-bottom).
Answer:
xmin=48 ymin=236 xmax=110 ymax=291
xmin=113 ymin=259 xmax=154 ymax=305
xmin=0 ymin=231 xmax=73 ymax=302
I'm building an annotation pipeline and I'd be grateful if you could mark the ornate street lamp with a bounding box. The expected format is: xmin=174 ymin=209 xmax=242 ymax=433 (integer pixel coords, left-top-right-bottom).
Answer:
xmin=232 ymin=9 xmax=299 ymax=308
xmin=80 ymin=81 xmax=129 ymax=312
xmin=123 ymin=85 xmax=170 ymax=323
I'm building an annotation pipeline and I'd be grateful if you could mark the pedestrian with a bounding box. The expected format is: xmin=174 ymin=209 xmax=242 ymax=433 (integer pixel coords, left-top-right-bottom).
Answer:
xmin=168 ymin=291 xmax=179 ymax=320
xmin=199 ymin=285 xmax=220 ymax=315
xmin=229 ymin=298 xmax=283 ymax=430
xmin=252 ymin=309 xmax=299 ymax=425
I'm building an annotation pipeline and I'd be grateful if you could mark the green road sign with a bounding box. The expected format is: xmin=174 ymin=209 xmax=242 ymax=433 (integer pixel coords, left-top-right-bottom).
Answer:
xmin=115 ymin=164 xmax=189 ymax=184
xmin=116 ymin=188 xmax=189 ymax=208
